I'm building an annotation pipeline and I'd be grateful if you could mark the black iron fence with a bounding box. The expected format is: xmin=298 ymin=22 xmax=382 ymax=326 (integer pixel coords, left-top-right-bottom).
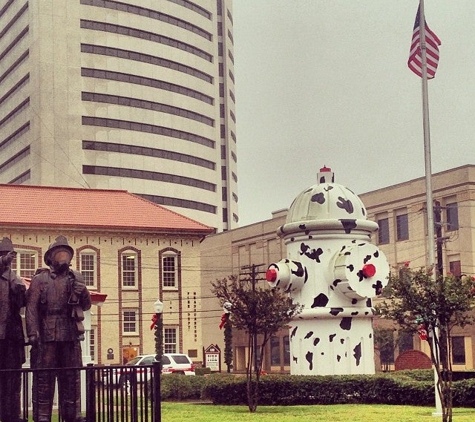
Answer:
xmin=0 ymin=362 xmax=161 ymax=422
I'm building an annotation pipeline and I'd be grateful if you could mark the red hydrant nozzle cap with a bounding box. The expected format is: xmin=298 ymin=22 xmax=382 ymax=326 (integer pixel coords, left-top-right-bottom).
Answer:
xmin=266 ymin=268 xmax=278 ymax=282
xmin=362 ymin=263 xmax=376 ymax=278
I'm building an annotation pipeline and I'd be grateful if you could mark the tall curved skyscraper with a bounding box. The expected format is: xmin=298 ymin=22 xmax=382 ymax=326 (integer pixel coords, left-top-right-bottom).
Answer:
xmin=0 ymin=0 xmax=238 ymax=231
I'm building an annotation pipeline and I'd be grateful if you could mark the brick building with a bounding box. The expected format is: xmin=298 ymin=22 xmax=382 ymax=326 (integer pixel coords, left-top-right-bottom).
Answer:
xmin=0 ymin=184 xmax=214 ymax=365
xmin=361 ymin=164 xmax=475 ymax=370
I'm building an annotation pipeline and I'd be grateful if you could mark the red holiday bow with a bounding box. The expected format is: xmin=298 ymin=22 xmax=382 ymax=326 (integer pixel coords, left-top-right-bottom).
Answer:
xmin=150 ymin=314 xmax=158 ymax=330
xmin=219 ymin=313 xmax=228 ymax=330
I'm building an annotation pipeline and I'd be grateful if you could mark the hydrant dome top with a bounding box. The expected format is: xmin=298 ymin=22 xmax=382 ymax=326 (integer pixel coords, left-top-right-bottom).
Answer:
xmin=286 ymin=182 xmax=368 ymax=223
xmin=279 ymin=167 xmax=378 ymax=236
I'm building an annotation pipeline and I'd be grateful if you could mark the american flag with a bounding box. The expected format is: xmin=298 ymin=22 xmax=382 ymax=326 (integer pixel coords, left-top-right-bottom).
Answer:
xmin=408 ymin=6 xmax=441 ymax=79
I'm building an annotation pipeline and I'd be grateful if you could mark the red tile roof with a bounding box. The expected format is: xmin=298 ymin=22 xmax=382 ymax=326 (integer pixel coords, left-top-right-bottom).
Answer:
xmin=0 ymin=184 xmax=214 ymax=234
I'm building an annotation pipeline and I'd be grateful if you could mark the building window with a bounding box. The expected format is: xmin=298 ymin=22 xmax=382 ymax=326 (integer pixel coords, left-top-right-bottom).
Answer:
xmin=270 ymin=336 xmax=280 ymax=366
xmin=122 ymin=253 xmax=137 ymax=288
xmin=396 ymin=213 xmax=409 ymax=241
xmin=81 ymin=68 xmax=213 ymax=105
xmin=375 ymin=329 xmax=395 ymax=372
xmin=80 ymin=251 xmax=96 ymax=288
xmin=446 ymin=202 xmax=459 ymax=231
xmin=452 ymin=336 xmax=466 ymax=365
xmin=398 ymin=330 xmax=414 ymax=354
xmin=123 ymin=310 xmax=138 ymax=334
xmin=90 ymin=327 xmax=96 ymax=362
xmin=270 ymin=335 xmax=290 ymax=367
xmin=449 ymin=260 xmax=461 ymax=277
xmin=139 ymin=193 xmax=216 ymax=214
xmin=162 ymin=255 xmax=177 ymax=288
xmin=12 ymin=250 xmax=37 ymax=278
xmin=160 ymin=249 xmax=180 ymax=290
xmin=80 ymin=20 xmax=213 ymax=62
xmin=80 ymin=0 xmax=212 ymax=32
xmin=82 ymin=164 xmax=216 ymax=192
xmin=81 ymin=44 xmax=213 ymax=83
xmin=82 ymin=91 xmax=214 ymax=126
xmin=283 ymin=335 xmax=290 ymax=365
xmin=82 ymin=116 xmax=215 ymax=148
xmin=164 ymin=328 xmax=177 ymax=353
xmin=377 ymin=218 xmax=389 ymax=244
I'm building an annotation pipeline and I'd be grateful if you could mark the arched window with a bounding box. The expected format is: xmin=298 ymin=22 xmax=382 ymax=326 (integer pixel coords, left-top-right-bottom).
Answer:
xmin=79 ymin=248 xmax=98 ymax=288
xmin=160 ymin=248 xmax=180 ymax=290
xmin=121 ymin=250 xmax=139 ymax=288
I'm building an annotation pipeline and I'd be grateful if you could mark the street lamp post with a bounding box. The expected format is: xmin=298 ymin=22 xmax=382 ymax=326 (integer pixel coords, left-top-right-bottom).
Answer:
xmin=153 ymin=299 xmax=163 ymax=422
xmin=153 ymin=299 xmax=164 ymax=361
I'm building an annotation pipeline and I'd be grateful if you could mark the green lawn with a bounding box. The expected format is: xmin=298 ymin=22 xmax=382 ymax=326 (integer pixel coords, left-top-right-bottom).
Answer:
xmin=161 ymin=403 xmax=475 ymax=422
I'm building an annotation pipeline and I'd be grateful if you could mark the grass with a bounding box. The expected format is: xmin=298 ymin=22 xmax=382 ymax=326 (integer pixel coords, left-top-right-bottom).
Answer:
xmin=161 ymin=402 xmax=475 ymax=422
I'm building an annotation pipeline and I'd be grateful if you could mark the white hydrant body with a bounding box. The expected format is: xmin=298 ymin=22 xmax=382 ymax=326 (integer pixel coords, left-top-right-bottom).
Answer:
xmin=266 ymin=167 xmax=389 ymax=375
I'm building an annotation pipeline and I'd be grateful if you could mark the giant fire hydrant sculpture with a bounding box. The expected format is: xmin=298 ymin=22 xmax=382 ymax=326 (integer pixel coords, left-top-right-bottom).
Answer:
xmin=266 ymin=167 xmax=389 ymax=375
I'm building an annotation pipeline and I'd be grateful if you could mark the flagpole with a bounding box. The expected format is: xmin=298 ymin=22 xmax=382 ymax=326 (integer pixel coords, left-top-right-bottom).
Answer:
xmin=419 ymin=0 xmax=435 ymax=272
xmin=418 ymin=0 xmax=442 ymax=417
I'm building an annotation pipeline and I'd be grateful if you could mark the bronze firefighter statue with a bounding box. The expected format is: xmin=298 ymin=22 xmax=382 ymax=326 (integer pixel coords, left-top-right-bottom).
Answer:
xmin=0 ymin=237 xmax=26 ymax=422
xmin=26 ymin=236 xmax=91 ymax=422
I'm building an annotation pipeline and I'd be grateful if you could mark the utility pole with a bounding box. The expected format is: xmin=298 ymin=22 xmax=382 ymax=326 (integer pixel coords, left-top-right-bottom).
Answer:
xmin=434 ymin=200 xmax=444 ymax=277
xmin=240 ymin=264 xmax=265 ymax=375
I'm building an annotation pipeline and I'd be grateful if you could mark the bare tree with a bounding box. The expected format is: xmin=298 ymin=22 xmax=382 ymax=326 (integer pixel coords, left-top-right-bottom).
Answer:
xmin=211 ymin=275 xmax=301 ymax=412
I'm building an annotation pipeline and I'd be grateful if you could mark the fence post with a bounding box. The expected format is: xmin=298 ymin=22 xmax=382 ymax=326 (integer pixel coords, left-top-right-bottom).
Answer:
xmin=85 ymin=364 xmax=95 ymax=422
xmin=153 ymin=361 xmax=161 ymax=422
xmin=130 ymin=369 xmax=138 ymax=422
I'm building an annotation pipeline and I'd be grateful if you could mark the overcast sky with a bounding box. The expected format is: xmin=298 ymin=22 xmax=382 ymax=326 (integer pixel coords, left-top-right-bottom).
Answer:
xmin=232 ymin=0 xmax=475 ymax=227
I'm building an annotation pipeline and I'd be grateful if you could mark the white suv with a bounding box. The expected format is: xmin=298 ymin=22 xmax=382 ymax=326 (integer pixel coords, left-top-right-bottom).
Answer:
xmin=103 ymin=353 xmax=195 ymax=386
xmin=160 ymin=353 xmax=195 ymax=375
xmin=127 ymin=353 xmax=195 ymax=376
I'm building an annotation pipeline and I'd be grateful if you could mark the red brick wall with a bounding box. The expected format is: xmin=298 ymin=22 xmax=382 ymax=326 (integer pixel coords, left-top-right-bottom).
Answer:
xmin=395 ymin=349 xmax=432 ymax=370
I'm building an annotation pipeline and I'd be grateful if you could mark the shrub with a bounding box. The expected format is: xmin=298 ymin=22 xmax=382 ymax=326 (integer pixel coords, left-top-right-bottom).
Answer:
xmin=202 ymin=373 xmax=436 ymax=406
xmin=195 ymin=367 xmax=212 ymax=376
xmin=252 ymin=374 xmax=435 ymax=406
xmin=452 ymin=379 xmax=475 ymax=407
xmin=159 ymin=375 xmax=203 ymax=401
xmin=391 ymin=369 xmax=434 ymax=382
xmin=200 ymin=374 xmax=247 ymax=404
xmin=158 ymin=371 xmax=475 ymax=407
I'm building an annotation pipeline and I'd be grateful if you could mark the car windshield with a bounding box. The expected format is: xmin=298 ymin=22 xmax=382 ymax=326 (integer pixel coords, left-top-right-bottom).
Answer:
xmin=126 ymin=357 xmax=142 ymax=366
xmin=140 ymin=356 xmax=154 ymax=365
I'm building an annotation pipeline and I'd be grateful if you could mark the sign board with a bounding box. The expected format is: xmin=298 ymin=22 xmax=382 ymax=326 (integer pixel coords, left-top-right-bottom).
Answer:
xmin=204 ymin=344 xmax=221 ymax=372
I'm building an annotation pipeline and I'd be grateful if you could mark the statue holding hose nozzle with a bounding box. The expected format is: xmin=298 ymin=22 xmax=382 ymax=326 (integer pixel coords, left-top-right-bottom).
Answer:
xmin=0 ymin=237 xmax=27 ymax=422
xmin=26 ymin=236 xmax=91 ymax=422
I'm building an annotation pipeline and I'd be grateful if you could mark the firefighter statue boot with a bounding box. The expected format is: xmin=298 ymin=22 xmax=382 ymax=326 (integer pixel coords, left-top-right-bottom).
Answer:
xmin=266 ymin=167 xmax=389 ymax=375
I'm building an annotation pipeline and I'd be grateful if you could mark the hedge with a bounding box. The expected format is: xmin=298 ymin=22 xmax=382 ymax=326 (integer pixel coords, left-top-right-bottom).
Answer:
xmin=201 ymin=374 xmax=436 ymax=406
xmin=158 ymin=371 xmax=475 ymax=407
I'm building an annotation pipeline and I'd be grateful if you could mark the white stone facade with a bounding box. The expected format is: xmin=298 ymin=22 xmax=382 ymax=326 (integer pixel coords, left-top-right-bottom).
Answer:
xmin=0 ymin=0 xmax=238 ymax=231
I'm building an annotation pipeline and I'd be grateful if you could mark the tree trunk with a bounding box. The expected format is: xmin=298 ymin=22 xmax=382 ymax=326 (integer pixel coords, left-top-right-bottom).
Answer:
xmin=429 ymin=326 xmax=454 ymax=422
xmin=246 ymin=332 xmax=258 ymax=412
